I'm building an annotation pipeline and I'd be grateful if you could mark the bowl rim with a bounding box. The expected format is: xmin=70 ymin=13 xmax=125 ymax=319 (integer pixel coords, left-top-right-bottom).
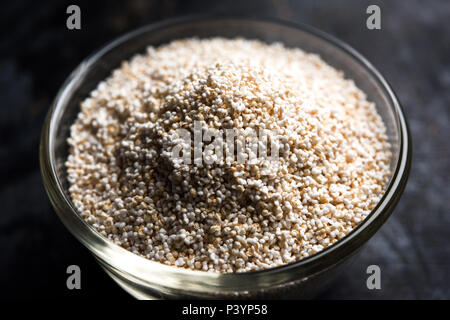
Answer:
xmin=40 ymin=15 xmax=411 ymax=293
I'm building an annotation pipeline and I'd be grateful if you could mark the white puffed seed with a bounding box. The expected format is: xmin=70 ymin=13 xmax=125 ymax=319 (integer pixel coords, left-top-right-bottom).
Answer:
xmin=66 ymin=38 xmax=391 ymax=273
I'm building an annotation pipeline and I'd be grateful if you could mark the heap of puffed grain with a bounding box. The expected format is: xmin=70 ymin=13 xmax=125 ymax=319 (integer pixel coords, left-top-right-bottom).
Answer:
xmin=66 ymin=38 xmax=391 ymax=273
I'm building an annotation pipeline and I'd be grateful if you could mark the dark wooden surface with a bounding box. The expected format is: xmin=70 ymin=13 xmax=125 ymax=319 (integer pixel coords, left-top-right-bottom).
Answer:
xmin=0 ymin=0 xmax=448 ymax=299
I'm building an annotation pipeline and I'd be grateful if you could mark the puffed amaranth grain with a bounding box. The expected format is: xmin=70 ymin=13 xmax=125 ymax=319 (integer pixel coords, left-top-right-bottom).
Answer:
xmin=66 ymin=38 xmax=391 ymax=273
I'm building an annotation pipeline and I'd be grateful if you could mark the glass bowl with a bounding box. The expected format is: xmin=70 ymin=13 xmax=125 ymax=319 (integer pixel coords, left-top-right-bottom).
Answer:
xmin=40 ymin=16 xmax=411 ymax=299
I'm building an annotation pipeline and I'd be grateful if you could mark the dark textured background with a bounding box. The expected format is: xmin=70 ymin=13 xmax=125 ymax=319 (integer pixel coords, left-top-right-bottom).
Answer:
xmin=0 ymin=0 xmax=448 ymax=299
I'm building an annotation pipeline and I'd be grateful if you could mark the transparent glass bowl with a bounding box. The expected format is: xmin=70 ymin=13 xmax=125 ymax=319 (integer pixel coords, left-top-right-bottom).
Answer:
xmin=40 ymin=17 xmax=411 ymax=299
